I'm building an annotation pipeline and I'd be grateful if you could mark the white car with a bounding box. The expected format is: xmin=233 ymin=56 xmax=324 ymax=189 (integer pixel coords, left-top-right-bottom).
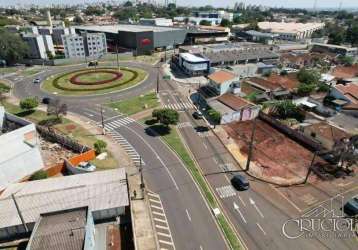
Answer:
xmin=33 ymin=78 xmax=40 ymax=84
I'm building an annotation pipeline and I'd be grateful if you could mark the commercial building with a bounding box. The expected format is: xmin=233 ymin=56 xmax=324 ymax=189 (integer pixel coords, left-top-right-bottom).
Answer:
xmin=75 ymin=25 xmax=187 ymax=55
xmin=258 ymin=22 xmax=325 ymax=41
xmin=62 ymin=32 xmax=107 ymax=59
xmin=0 ymin=168 xmax=129 ymax=241
xmin=139 ymin=18 xmax=173 ymax=26
xmin=22 ymin=34 xmax=48 ymax=59
xmin=311 ymin=43 xmax=358 ymax=57
xmin=26 ymin=207 xmax=95 ymax=250
xmin=178 ymin=53 xmax=210 ymax=76
xmin=38 ymin=26 xmax=76 ymax=46
xmin=0 ymin=107 xmax=44 ymax=191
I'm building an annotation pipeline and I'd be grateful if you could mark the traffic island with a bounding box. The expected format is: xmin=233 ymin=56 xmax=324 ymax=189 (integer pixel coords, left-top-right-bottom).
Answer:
xmin=41 ymin=67 xmax=147 ymax=96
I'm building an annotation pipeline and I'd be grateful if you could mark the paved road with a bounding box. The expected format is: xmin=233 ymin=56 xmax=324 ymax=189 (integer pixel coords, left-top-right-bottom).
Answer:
xmin=157 ymin=76 xmax=358 ymax=250
xmin=7 ymin=65 xmax=229 ymax=250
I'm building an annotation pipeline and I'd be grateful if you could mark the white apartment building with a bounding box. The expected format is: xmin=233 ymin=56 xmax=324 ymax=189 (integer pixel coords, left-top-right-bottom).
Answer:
xmin=62 ymin=33 xmax=107 ymax=59
xmin=22 ymin=34 xmax=48 ymax=59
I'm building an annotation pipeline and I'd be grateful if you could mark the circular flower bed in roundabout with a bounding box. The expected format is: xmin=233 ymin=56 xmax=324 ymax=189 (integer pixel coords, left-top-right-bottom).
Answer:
xmin=41 ymin=67 xmax=148 ymax=96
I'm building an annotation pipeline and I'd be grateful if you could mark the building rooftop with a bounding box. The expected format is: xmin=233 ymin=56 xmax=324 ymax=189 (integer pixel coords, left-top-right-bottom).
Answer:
xmin=208 ymin=70 xmax=236 ymax=84
xmin=75 ymin=24 xmax=183 ymax=33
xmin=305 ymin=122 xmax=350 ymax=143
xmin=27 ymin=207 xmax=88 ymax=250
xmin=180 ymin=53 xmax=208 ymax=63
xmin=332 ymin=65 xmax=358 ymax=79
xmin=258 ymin=22 xmax=324 ymax=34
xmin=0 ymin=168 xmax=128 ymax=229
xmin=335 ymin=83 xmax=358 ymax=104
xmin=217 ymin=93 xmax=253 ymax=111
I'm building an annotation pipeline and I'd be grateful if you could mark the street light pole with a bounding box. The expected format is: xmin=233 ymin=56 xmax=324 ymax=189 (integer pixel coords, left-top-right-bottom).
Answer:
xmin=245 ymin=117 xmax=257 ymax=171
xmin=101 ymin=105 xmax=105 ymax=135
xmin=304 ymin=151 xmax=317 ymax=184
xmin=139 ymin=156 xmax=145 ymax=190
xmin=116 ymin=42 xmax=119 ymax=70
xmin=156 ymin=66 xmax=160 ymax=94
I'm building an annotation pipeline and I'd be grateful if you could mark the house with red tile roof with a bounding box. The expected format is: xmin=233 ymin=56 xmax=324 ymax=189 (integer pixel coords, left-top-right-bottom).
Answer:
xmin=331 ymin=65 xmax=358 ymax=80
xmin=330 ymin=83 xmax=358 ymax=105
xmin=207 ymin=70 xmax=239 ymax=95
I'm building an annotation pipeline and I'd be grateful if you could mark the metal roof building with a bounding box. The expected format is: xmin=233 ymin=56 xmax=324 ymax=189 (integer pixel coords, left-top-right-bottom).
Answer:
xmin=0 ymin=169 xmax=128 ymax=241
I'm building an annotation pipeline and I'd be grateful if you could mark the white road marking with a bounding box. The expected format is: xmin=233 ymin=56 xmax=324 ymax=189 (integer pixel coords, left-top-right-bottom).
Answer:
xmin=159 ymin=239 xmax=174 ymax=246
xmin=256 ymin=223 xmax=266 ymax=235
xmin=186 ymin=209 xmax=192 ymax=222
xmin=151 ymin=205 xmax=164 ymax=210
xmin=156 ymin=224 xmax=169 ymax=230
xmin=154 ymin=217 xmax=168 ymax=224
xmin=149 ymin=198 xmax=161 ymax=204
xmin=152 ymin=211 xmax=165 ymax=217
xmin=238 ymin=195 xmax=246 ymax=207
xmin=200 ymin=245 xmax=203 ymax=250
xmin=157 ymin=232 xmax=172 ymax=238
xmin=249 ymin=197 xmax=264 ymax=218
xmin=203 ymin=142 xmax=208 ymax=149
xmin=124 ymin=125 xmax=180 ymax=190
xmin=234 ymin=202 xmax=247 ymax=224
xmin=213 ymin=157 xmax=218 ymax=164
xmin=216 ymin=185 xmax=236 ymax=199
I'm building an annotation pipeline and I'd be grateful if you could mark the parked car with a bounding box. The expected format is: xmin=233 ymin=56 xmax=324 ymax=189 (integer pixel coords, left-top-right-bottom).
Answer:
xmin=88 ymin=61 xmax=98 ymax=67
xmin=343 ymin=197 xmax=358 ymax=217
xmin=231 ymin=174 xmax=250 ymax=190
xmin=193 ymin=111 xmax=203 ymax=119
xmin=33 ymin=78 xmax=40 ymax=84
xmin=42 ymin=97 xmax=52 ymax=104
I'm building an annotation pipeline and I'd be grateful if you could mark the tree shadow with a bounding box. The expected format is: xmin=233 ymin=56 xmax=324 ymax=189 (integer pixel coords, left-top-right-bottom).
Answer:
xmin=145 ymin=124 xmax=171 ymax=137
xmin=144 ymin=118 xmax=157 ymax=126
xmin=15 ymin=109 xmax=35 ymax=117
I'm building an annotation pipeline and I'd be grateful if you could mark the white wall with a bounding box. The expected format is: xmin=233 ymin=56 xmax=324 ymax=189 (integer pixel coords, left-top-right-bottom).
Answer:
xmin=0 ymin=123 xmax=44 ymax=191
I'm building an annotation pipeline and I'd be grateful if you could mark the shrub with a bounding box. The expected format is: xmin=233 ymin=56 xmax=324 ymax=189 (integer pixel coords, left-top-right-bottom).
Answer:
xmin=30 ymin=170 xmax=48 ymax=181
xmin=0 ymin=83 xmax=10 ymax=93
xmin=20 ymin=97 xmax=38 ymax=110
xmin=297 ymin=83 xmax=316 ymax=96
xmin=317 ymin=83 xmax=330 ymax=92
xmin=152 ymin=108 xmax=179 ymax=126
xmin=38 ymin=117 xmax=62 ymax=127
xmin=94 ymin=140 xmax=107 ymax=154
xmin=207 ymin=108 xmax=221 ymax=124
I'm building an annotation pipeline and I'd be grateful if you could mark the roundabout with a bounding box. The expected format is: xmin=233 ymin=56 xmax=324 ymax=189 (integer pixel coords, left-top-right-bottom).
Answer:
xmin=41 ymin=67 xmax=148 ymax=96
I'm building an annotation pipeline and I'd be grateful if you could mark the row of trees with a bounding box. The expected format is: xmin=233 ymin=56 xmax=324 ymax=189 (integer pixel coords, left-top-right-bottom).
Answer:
xmin=0 ymin=29 xmax=28 ymax=65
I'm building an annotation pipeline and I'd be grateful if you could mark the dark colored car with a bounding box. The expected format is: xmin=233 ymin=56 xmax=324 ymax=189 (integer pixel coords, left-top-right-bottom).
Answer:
xmin=343 ymin=197 xmax=358 ymax=217
xmin=42 ymin=97 xmax=52 ymax=105
xmin=193 ymin=111 xmax=203 ymax=119
xmin=231 ymin=174 xmax=250 ymax=190
xmin=88 ymin=61 xmax=98 ymax=67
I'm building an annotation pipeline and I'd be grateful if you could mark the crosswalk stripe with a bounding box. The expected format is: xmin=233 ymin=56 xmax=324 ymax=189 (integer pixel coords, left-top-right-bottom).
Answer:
xmin=159 ymin=240 xmax=174 ymax=246
xmin=157 ymin=232 xmax=172 ymax=238
xmin=155 ymin=225 xmax=169 ymax=230
xmin=154 ymin=217 xmax=168 ymax=224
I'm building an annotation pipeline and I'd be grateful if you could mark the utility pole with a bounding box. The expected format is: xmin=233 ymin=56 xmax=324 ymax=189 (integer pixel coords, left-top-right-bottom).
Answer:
xmin=156 ymin=66 xmax=160 ymax=94
xmin=304 ymin=151 xmax=317 ymax=184
xmin=139 ymin=156 xmax=145 ymax=189
xmin=116 ymin=42 xmax=119 ymax=70
xmin=245 ymin=118 xmax=257 ymax=171
xmin=12 ymin=194 xmax=28 ymax=233
xmin=101 ymin=105 xmax=106 ymax=135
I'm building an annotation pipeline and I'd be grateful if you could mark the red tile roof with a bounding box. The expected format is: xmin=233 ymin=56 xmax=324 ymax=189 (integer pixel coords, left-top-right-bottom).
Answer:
xmin=217 ymin=93 xmax=252 ymax=111
xmin=208 ymin=70 xmax=236 ymax=84
xmin=335 ymin=83 xmax=358 ymax=104
xmin=307 ymin=122 xmax=350 ymax=142
xmin=246 ymin=73 xmax=299 ymax=91
xmin=332 ymin=65 xmax=358 ymax=79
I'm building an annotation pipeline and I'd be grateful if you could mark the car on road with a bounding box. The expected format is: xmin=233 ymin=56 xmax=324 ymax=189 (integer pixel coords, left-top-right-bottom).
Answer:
xmin=231 ymin=174 xmax=250 ymax=190
xmin=343 ymin=197 xmax=358 ymax=216
xmin=33 ymin=78 xmax=40 ymax=84
xmin=42 ymin=97 xmax=52 ymax=104
xmin=88 ymin=61 xmax=98 ymax=67
xmin=193 ymin=111 xmax=203 ymax=119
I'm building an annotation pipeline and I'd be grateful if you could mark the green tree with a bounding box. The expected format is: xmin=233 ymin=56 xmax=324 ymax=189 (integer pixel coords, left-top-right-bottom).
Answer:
xmin=220 ymin=19 xmax=231 ymax=27
xmin=346 ymin=24 xmax=358 ymax=46
xmin=94 ymin=140 xmax=107 ymax=154
xmin=84 ymin=6 xmax=105 ymax=16
xmin=20 ymin=97 xmax=38 ymax=110
xmin=0 ymin=29 xmax=29 ymax=65
xmin=273 ymin=100 xmax=304 ymax=121
xmin=329 ymin=29 xmax=346 ymax=45
xmin=152 ymin=108 xmax=179 ymax=126
xmin=338 ymin=55 xmax=354 ymax=66
xmin=208 ymin=108 xmax=221 ymax=124
xmin=123 ymin=1 xmax=133 ymax=7
xmin=297 ymin=68 xmax=320 ymax=85
xmin=199 ymin=20 xmax=211 ymax=26
xmin=73 ymin=15 xmax=84 ymax=24
xmin=297 ymin=83 xmax=316 ymax=96
xmin=0 ymin=16 xmax=19 ymax=26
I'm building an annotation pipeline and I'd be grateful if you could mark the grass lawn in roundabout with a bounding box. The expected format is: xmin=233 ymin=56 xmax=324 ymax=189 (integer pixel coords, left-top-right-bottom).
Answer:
xmin=42 ymin=67 xmax=147 ymax=96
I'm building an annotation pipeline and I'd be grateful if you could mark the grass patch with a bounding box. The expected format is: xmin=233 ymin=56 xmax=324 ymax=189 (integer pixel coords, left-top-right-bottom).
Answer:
xmin=0 ymin=100 xmax=118 ymax=169
xmin=41 ymin=67 xmax=147 ymax=96
xmin=21 ymin=67 xmax=42 ymax=76
xmin=0 ymin=67 xmax=17 ymax=74
xmin=143 ymin=119 xmax=242 ymax=250
xmin=108 ymin=92 xmax=159 ymax=116
xmin=0 ymin=82 xmax=11 ymax=93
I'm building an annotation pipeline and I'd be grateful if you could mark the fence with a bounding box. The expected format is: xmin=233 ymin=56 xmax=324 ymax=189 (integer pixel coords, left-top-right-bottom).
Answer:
xmin=259 ymin=111 xmax=324 ymax=152
xmin=36 ymin=125 xmax=91 ymax=153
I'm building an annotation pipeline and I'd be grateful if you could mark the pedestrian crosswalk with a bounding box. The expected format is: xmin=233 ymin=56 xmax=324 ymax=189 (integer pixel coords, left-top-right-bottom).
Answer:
xmin=163 ymin=102 xmax=195 ymax=111
xmin=216 ymin=185 xmax=237 ymax=199
xmin=176 ymin=122 xmax=192 ymax=129
xmin=147 ymin=191 xmax=175 ymax=250
xmin=197 ymin=131 xmax=212 ymax=138
xmin=104 ymin=117 xmax=135 ymax=131
xmin=107 ymin=130 xmax=144 ymax=166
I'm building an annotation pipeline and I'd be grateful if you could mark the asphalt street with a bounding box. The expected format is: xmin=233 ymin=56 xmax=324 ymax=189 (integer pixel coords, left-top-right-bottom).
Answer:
xmin=158 ymin=76 xmax=358 ymax=250
xmin=6 ymin=64 xmax=229 ymax=250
